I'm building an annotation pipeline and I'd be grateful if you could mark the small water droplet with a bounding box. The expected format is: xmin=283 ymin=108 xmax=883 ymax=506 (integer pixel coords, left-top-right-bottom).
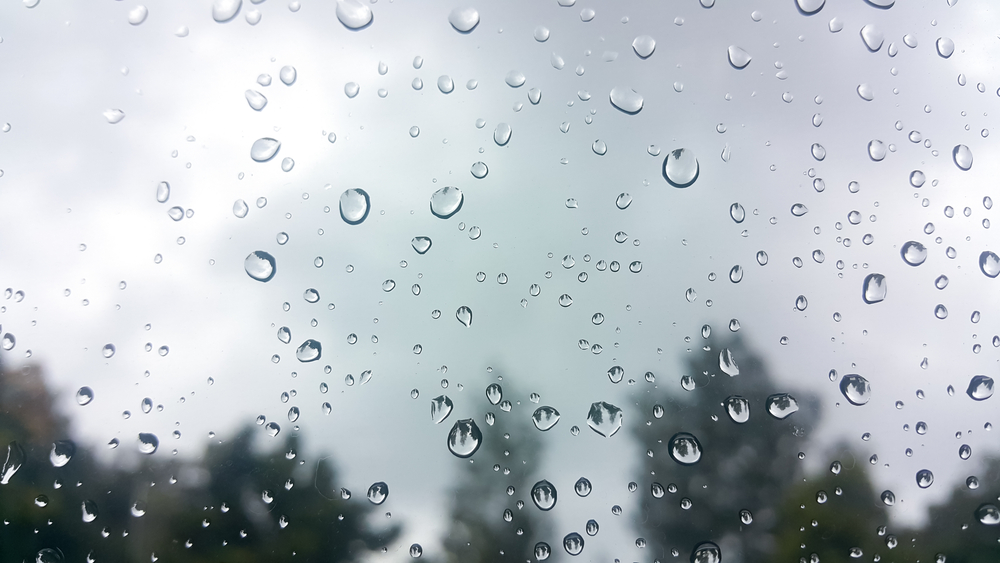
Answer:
xmin=456 ymin=306 xmax=473 ymax=327
xmin=609 ymin=87 xmax=643 ymax=113
xmin=936 ymin=37 xmax=955 ymax=58
xmin=437 ymin=75 xmax=454 ymax=94
xmin=448 ymin=7 xmax=479 ymax=32
xmin=532 ymin=406 xmax=560 ymax=431
xmin=103 ymin=109 xmax=126 ymax=124
xmin=766 ymin=394 xmax=799 ymax=419
xmin=663 ymin=148 xmax=699 ymax=187
xmin=295 ymin=339 xmax=322 ymax=362
xmin=336 ymin=0 xmax=372 ymax=29
xmin=430 ymin=187 xmax=463 ymax=219
xmin=339 ymin=188 xmax=370 ymax=225
xmin=250 ymin=138 xmax=280 ymax=162
xmin=860 ymin=24 xmax=884 ymax=51
xmin=967 ymin=375 xmax=994 ymax=400
xmin=137 ymin=433 xmax=158 ymax=454
xmin=727 ymin=45 xmax=752 ymax=68
xmin=862 ymin=273 xmax=887 ymax=303
xmin=447 ymin=419 xmax=482 ymax=458
xmin=840 ymin=374 xmax=872 ymax=405
xmin=586 ymin=401 xmax=623 ymax=437
xmin=212 ymin=0 xmax=242 ymax=22
xmin=563 ymin=533 xmax=584 ymax=555
xmin=244 ymin=251 xmax=276 ymax=282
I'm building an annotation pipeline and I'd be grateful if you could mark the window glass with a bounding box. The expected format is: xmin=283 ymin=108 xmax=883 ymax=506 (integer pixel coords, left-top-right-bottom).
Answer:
xmin=0 ymin=1 xmax=997 ymax=562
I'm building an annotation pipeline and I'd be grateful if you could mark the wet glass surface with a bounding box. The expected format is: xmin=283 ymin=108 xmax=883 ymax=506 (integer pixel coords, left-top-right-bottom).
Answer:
xmin=0 ymin=1 xmax=998 ymax=562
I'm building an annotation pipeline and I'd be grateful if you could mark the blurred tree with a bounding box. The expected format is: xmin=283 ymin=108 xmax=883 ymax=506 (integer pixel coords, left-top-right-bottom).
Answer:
xmin=438 ymin=380 xmax=551 ymax=563
xmin=894 ymin=456 xmax=1000 ymax=563
xmin=631 ymin=337 xmax=821 ymax=561
xmin=773 ymin=446 xmax=887 ymax=563
xmin=0 ymin=359 xmax=396 ymax=563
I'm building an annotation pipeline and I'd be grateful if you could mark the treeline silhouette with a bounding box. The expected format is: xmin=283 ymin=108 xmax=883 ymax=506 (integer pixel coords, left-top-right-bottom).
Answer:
xmin=1 ymin=341 xmax=997 ymax=563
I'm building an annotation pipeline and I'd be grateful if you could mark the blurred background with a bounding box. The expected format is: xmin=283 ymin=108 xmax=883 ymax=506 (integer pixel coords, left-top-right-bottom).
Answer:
xmin=0 ymin=0 xmax=998 ymax=561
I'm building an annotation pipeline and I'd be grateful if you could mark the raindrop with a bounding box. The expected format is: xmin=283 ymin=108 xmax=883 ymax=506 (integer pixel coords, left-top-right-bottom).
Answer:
xmin=592 ymin=140 xmax=607 ymax=155
xmin=936 ymin=37 xmax=955 ymax=58
xmin=587 ymin=401 xmax=623 ymax=437
xmin=534 ymin=543 xmax=550 ymax=561
xmin=668 ymin=433 xmax=703 ymax=465
xmin=504 ymin=70 xmax=526 ymax=88
xmin=494 ymin=123 xmax=512 ymax=146
xmin=916 ymin=469 xmax=934 ymax=489
xmin=532 ymin=406 xmax=560 ymax=431
xmin=81 ymin=500 xmax=99 ymax=523
xmin=531 ymin=480 xmax=557 ymax=510
xmin=860 ymin=24 xmax=884 ymax=52
xmin=76 ymin=387 xmax=94 ymax=405
xmin=411 ymin=237 xmax=432 ymax=254
xmin=448 ymin=7 xmax=479 ymax=32
xmin=977 ymin=504 xmax=1000 ymax=525
xmin=295 ymin=340 xmax=322 ymax=362
xmin=574 ymin=477 xmax=592 ymax=496
xmin=795 ymin=295 xmax=808 ymax=311
xmin=265 ymin=422 xmax=280 ymax=437
xmin=233 ymin=199 xmax=249 ymax=218
xmin=103 ymin=109 xmax=126 ymax=124
xmin=336 ymin=0 xmax=372 ymax=29
xmin=244 ymin=251 xmax=276 ymax=282
xmin=966 ymin=375 xmax=994 ymax=400
xmin=127 ymin=5 xmax=148 ymax=25
xmin=250 ymin=138 xmax=280 ymax=162
xmin=137 ymin=433 xmax=158 ymax=454
xmin=868 ymin=140 xmax=886 ymax=161
xmin=447 ymin=419 xmax=482 ymax=458
xmin=563 ymin=533 xmax=584 ymax=556
xmin=791 ymin=203 xmax=808 ymax=216
xmin=729 ymin=265 xmax=743 ymax=283
xmin=50 ymin=441 xmax=75 ymax=467
xmin=243 ymin=90 xmax=267 ymax=111
xmin=212 ymin=0 xmax=242 ymax=22
xmin=609 ymin=87 xmax=643 ymax=114
xmin=663 ymin=148 xmax=699 ymax=187
xmin=277 ymin=327 xmax=291 ymax=344
xmin=1 ymin=441 xmax=25 ymax=484
xmin=437 ymin=75 xmax=454 ymax=94
xmin=456 ymin=306 xmax=473 ymax=327
xmin=727 ymin=45 xmax=752 ymax=69
xmin=534 ymin=26 xmax=550 ymax=41
xmin=279 ymin=66 xmax=296 ymax=85
xmin=367 ymin=482 xmax=388 ymax=505
xmin=691 ymin=542 xmax=721 ymax=563
xmin=339 ymin=188 xmax=370 ymax=225
xmin=766 ymin=394 xmax=799 ymax=419
xmin=725 ymin=396 xmax=750 ymax=423
xmin=632 ymin=35 xmax=655 ymax=58
xmin=430 ymin=187 xmax=463 ymax=218
xmin=730 ymin=203 xmax=745 ymax=223
xmin=156 ymin=182 xmax=170 ymax=203
xmin=881 ymin=490 xmax=895 ymax=505
xmin=953 ymin=145 xmax=973 ymax=170
xmin=862 ymin=273 xmax=887 ymax=304
xmin=980 ymin=251 xmax=1000 ymax=278
xmin=857 ymin=84 xmax=873 ymax=101
xmin=430 ymin=395 xmax=453 ymax=424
